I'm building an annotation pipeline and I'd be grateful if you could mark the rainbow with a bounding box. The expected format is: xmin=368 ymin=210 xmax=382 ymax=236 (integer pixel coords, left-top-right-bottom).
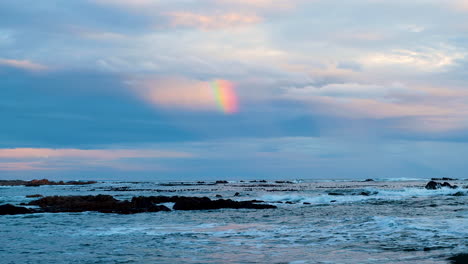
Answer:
xmin=211 ymin=79 xmax=238 ymax=114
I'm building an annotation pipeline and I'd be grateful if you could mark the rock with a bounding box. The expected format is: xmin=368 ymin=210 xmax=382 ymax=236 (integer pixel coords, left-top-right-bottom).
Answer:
xmin=0 ymin=204 xmax=32 ymax=215
xmin=451 ymin=192 xmax=465 ymax=196
xmin=215 ymin=180 xmax=228 ymax=184
xmin=173 ymin=197 xmax=276 ymax=210
xmin=215 ymin=194 xmax=223 ymax=198
xmin=28 ymin=195 xmax=170 ymax=214
xmin=328 ymin=192 xmax=345 ymax=196
xmin=442 ymin=182 xmax=458 ymax=188
xmin=26 ymin=194 xmax=43 ymax=198
xmin=447 ymin=253 xmax=468 ymax=264
xmin=426 ymin=181 xmax=458 ymax=189
xmin=234 ymin=192 xmax=240 ymax=197
xmin=303 ymin=202 xmax=311 ymax=205
xmin=431 ymin=177 xmax=457 ymax=181
xmin=275 ymin=181 xmax=293 ymax=184
xmin=330 ymin=200 xmax=337 ymax=203
xmin=364 ymin=179 xmax=374 ymax=182
xmin=359 ymin=191 xmax=371 ymax=196
xmin=285 ymin=201 xmax=294 ymax=204
xmin=3 ymin=179 xmax=99 ymax=187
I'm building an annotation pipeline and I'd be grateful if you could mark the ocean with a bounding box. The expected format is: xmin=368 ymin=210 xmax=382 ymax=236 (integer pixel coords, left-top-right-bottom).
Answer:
xmin=0 ymin=178 xmax=467 ymax=263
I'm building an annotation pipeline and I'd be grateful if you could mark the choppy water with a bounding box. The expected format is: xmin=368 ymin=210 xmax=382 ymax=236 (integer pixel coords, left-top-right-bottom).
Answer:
xmin=1 ymin=179 xmax=467 ymax=263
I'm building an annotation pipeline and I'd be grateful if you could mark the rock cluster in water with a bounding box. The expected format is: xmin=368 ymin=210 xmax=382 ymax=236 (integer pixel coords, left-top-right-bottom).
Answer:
xmin=0 ymin=179 xmax=97 ymax=186
xmin=0 ymin=195 xmax=276 ymax=215
xmin=425 ymin=181 xmax=458 ymax=190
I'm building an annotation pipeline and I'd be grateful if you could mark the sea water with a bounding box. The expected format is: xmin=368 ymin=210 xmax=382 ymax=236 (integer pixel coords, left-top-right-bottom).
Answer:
xmin=0 ymin=179 xmax=467 ymax=263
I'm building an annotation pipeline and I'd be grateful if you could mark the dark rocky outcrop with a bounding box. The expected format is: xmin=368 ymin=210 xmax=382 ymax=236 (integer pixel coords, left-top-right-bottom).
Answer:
xmin=364 ymin=179 xmax=375 ymax=182
xmin=1 ymin=195 xmax=277 ymax=216
xmin=447 ymin=253 xmax=468 ymax=264
xmin=26 ymin=194 xmax=43 ymax=198
xmin=172 ymin=197 xmax=277 ymax=210
xmin=425 ymin=181 xmax=458 ymax=190
xmin=0 ymin=204 xmax=32 ymax=215
xmin=0 ymin=179 xmax=97 ymax=186
xmin=328 ymin=192 xmax=345 ymax=196
xmin=28 ymin=195 xmax=170 ymax=214
xmin=431 ymin=177 xmax=457 ymax=181
xmin=215 ymin=180 xmax=228 ymax=184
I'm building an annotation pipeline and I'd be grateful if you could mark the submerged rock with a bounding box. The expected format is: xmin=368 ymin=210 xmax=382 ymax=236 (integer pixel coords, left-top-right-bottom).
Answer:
xmin=173 ymin=197 xmax=276 ymax=210
xmin=0 ymin=204 xmax=32 ymax=215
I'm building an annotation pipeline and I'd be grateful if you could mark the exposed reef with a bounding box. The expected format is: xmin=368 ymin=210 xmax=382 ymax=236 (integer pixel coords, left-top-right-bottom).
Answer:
xmin=1 ymin=195 xmax=276 ymax=215
xmin=0 ymin=179 xmax=97 ymax=187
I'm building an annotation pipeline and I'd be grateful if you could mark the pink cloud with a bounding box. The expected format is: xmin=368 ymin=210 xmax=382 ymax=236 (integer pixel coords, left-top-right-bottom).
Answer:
xmin=0 ymin=148 xmax=192 ymax=160
xmin=0 ymin=161 xmax=54 ymax=171
xmin=130 ymin=77 xmax=238 ymax=112
xmin=0 ymin=148 xmax=193 ymax=171
xmin=0 ymin=58 xmax=48 ymax=71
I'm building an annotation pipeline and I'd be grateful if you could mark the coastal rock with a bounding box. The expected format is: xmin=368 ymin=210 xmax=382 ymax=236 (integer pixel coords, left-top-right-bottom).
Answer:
xmin=215 ymin=180 xmax=228 ymax=184
xmin=26 ymin=194 xmax=43 ymax=198
xmin=0 ymin=179 xmax=97 ymax=187
xmin=29 ymin=195 xmax=170 ymax=214
xmin=173 ymin=197 xmax=276 ymax=210
xmin=447 ymin=253 xmax=468 ymax=264
xmin=425 ymin=181 xmax=458 ymax=190
xmin=328 ymin=192 xmax=345 ymax=196
xmin=0 ymin=204 xmax=32 ymax=215
xmin=431 ymin=177 xmax=457 ymax=181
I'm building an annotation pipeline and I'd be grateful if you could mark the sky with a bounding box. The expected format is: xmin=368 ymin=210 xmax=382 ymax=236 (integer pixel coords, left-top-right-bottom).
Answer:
xmin=1 ymin=0 xmax=468 ymax=181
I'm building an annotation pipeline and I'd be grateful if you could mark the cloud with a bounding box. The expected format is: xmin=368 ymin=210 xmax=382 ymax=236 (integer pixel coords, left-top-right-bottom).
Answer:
xmin=0 ymin=148 xmax=192 ymax=160
xmin=0 ymin=58 xmax=48 ymax=71
xmin=0 ymin=161 xmax=52 ymax=171
xmin=361 ymin=47 xmax=466 ymax=71
xmin=0 ymin=148 xmax=193 ymax=171
xmin=129 ymin=76 xmax=238 ymax=113
xmin=167 ymin=12 xmax=262 ymax=30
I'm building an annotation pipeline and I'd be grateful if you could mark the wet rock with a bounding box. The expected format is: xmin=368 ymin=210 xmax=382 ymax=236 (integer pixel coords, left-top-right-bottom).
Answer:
xmin=330 ymin=200 xmax=337 ymax=203
xmin=26 ymin=179 xmax=96 ymax=186
xmin=359 ymin=191 xmax=371 ymax=196
xmin=28 ymin=195 xmax=170 ymax=214
xmin=447 ymin=253 xmax=468 ymax=264
xmin=364 ymin=179 xmax=374 ymax=182
xmin=215 ymin=194 xmax=223 ymax=198
xmin=173 ymin=197 xmax=276 ymax=210
xmin=26 ymin=194 xmax=43 ymax=198
xmin=275 ymin=181 xmax=293 ymax=184
xmin=285 ymin=201 xmax=294 ymax=204
xmin=0 ymin=204 xmax=32 ymax=215
xmin=1 ymin=179 xmax=97 ymax=186
xmin=215 ymin=180 xmax=228 ymax=184
xmin=234 ymin=192 xmax=240 ymax=197
xmin=425 ymin=181 xmax=458 ymax=190
xmin=451 ymin=192 xmax=465 ymax=196
xmin=431 ymin=177 xmax=457 ymax=181
xmin=303 ymin=202 xmax=311 ymax=205
xmin=328 ymin=192 xmax=345 ymax=196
